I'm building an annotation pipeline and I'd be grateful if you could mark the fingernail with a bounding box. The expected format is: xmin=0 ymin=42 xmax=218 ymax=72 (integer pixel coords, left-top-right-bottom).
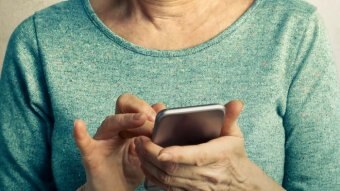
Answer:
xmin=158 ymin=153 xmax=172 ymax=161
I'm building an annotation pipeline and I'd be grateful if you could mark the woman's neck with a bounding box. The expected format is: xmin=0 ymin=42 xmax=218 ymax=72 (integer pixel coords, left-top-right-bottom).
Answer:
xmin=90 ymin=0 xmax=254 ymax=50
xmin=91 ymin=0 xmax=253 ymax=25
xmin=134 ymin=0 xmax=216 ymax=19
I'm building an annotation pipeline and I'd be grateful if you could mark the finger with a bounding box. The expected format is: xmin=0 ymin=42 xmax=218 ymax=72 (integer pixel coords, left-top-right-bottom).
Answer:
xmin=120 ymin=102 xmax=166 ymax=139
xmin=221 ymin=100 xmax=244 ymax=137
xmin=136 ymin=137 xmax=223 ymax=188
xmin=143 ymin=169 xmax=170 ymax=191
xmin=119 ymin=120 xmax=154 ymax=138
xmin=135 ymin=137 xmax=190 ymax=190
xmin=143 ymin=166 xmax=188 ymax=191
xmin=127 ymin=140 xmax=143 ymax=168
xmin=135 ymin=136 xmax=162 ymax=160
xmin=115 ymin=93 xmax=157 ymax=121
xmin=138 ymin=137 xmax=234 ymax=190
xmin=141 ymin=158 xmax=212 ymax=191
xmin=135 ymin=137 xmax=202 ymax=178
xmin=157 ymin=136 xmax=241 ymax=166
xmin=94 ymin=113 xmax=147 ymax=140
xmin=152 ymin=102 xmax=167 ymax=113
xmin=152 ymin=100 xmax=244 ymax=166
xmin=121 ymin=103 xmax=166 ymax=139
xmin=73 ymin=119 xmax=95 ymax=157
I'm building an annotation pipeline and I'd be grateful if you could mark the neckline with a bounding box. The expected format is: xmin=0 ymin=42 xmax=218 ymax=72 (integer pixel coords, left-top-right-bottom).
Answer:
xmin=81 ymin=0 xmax=262 ymax=57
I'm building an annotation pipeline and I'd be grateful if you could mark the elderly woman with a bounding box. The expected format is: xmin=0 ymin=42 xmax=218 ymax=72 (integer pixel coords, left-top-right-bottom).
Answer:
xmin=0 ymin=0 xmax=339 ymax=190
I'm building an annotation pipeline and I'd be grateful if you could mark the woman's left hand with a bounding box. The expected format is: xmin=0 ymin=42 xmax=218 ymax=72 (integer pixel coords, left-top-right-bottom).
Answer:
xmin=74 ymin=94 xmax=165 ymax=191
xmin=135 ymin=100 xmax=284 ymax=191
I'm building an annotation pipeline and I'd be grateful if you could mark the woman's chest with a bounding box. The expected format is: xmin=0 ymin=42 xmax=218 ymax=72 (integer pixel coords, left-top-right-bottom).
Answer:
xmin=47 ymin=53 xmax=288 ymax=188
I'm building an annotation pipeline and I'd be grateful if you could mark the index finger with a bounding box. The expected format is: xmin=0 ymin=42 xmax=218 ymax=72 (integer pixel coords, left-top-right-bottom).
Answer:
xmin=115 ymin=93 xmax=156 ymax=121
xmin=94 ymin=113 xmax=147 ymax=140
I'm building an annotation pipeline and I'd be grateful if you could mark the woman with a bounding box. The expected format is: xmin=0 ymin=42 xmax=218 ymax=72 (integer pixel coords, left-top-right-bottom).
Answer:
xmin=0 ymin=0 xmax=339 ymax=190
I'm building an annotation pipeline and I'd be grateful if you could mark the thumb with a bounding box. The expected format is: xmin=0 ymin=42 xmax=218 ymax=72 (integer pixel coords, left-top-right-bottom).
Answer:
xmin=73 ymin=119 xmax=94 ymax=157
xmin=221 ymin=100 xmax=244 ymax=137
xmin=151 ymin=102 xmax=167 ymax=113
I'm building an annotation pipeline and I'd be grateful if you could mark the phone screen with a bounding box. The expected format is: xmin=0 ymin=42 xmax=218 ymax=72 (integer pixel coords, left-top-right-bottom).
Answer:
xmin=145 ymin=104 xmax=225 ymax=190
xmin=152 ymin=106 xmax=225 ymax=147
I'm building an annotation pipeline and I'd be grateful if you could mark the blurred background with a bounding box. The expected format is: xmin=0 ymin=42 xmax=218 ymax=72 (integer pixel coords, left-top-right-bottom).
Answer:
xmin=0 ymin=0 xmax=339 ymax=79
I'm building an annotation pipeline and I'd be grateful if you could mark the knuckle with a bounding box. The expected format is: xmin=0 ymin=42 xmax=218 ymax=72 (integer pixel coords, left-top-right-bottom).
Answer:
xmin=204 ymin=174 xmax=219 ymax=184
xmin=159 ymin=172 xmax=172 ymax=184
xmin=195 ymin=181 xmax=216 ymax=191
xmin=111 ymin=114 xmax=123 ymax=125
xmin=189 ymin=181 xmax=206 ymax=191
xmin=99 ymin=115 xmax=112 ymax=129
xmin=163 ymin=162 xmax=178 ymax=175
xmin=199 ymin=168 xmax=220 ymax=184
xmin=195 ymin=148 xmax=227 ymax=167
xmin=103 ymin=114 xmax=128 ymax=129
xmin=113 ymin=115 xmax=126 ymax=126
xmin=195 ymin=152 xmax=208 ymax=166
xmin=165 ymin=146 xmax=182 ymax=160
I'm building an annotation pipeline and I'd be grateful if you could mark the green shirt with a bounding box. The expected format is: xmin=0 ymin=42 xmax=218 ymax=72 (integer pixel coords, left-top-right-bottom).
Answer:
xmin=1 ymin=0 xmax=339 ymax=190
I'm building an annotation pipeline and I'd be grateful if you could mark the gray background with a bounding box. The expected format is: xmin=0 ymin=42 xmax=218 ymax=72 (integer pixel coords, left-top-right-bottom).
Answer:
xmin=0 ymin=0 xmax=339 ymax=79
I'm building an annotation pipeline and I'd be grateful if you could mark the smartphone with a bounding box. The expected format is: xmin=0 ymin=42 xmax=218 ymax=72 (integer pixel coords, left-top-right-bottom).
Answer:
xmin=144 ymin=104 xmax=225 ymax=191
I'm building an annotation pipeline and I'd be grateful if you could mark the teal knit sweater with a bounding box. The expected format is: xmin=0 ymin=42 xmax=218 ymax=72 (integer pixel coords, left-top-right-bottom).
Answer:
xmin=1 ymin=0 xmax=339 ymax=190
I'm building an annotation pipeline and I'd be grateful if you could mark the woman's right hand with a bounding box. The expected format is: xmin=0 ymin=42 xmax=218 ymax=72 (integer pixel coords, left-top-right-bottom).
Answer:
xmin=73 ymin=94 xmax=165 ymax=191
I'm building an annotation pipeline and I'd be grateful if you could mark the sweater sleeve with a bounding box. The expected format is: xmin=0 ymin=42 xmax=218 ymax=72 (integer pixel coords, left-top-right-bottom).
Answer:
xmin=0 ymin=16 xmax=56 ymax=190
xmin=282 ymin=12 xmax=340 ymax=190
